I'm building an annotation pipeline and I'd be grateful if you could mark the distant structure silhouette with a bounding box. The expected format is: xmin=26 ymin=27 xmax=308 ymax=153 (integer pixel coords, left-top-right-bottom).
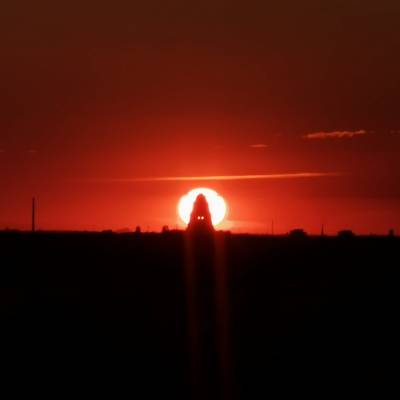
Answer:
xmin=32 ymin=197 xmax=36 ymax=233
xmin=187 ymin=194 xmax=214 ymax=233
xmin=289 ymin=229 xmax=307 ymax=238
xmin=338 ymin=229 xmax=355 ymax=238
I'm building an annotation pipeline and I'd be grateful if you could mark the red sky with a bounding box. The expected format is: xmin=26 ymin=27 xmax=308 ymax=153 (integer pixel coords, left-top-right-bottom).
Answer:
xmin=1 ymin=0 xmax=400 ymax=234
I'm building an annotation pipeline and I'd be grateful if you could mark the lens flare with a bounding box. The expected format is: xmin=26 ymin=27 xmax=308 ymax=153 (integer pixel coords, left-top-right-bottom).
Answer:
xmin=178 ymin=188 xmax=227 ymax=226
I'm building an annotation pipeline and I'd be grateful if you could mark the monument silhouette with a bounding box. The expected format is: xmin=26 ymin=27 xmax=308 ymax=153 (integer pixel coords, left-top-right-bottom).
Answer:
xmin=187 ymin=194 xmax=214 ymax=233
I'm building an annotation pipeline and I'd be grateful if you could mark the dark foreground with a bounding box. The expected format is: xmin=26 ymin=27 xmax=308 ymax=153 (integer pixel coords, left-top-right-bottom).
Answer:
xmin=0 ymin=231 xmax=398 ymax=397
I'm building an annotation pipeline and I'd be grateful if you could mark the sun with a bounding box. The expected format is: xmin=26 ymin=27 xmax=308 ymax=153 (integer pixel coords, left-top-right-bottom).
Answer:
xmin=178 ymin=188 xmax=227 ymax=226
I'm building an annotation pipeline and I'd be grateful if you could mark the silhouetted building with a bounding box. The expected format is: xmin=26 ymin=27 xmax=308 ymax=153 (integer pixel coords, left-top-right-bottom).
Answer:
xmin=162 ymin=225 xmax=169 ymax=233
xmin=135 ymin=226 xmax=141 ymax=234
xmin=338 ymin=230 xmax=355 ymax=238
xmin=187 ymin=194 xmax=214 ymax=233
xmin=389 ymin=229 xmax=395 ymax=237
xmin=289 ymin=229 xmax=307 ymax=238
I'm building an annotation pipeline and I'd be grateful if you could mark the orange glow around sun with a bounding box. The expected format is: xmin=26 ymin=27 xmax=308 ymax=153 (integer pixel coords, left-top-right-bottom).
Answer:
xmin=178 ymin=188 xmax=227 ymax=226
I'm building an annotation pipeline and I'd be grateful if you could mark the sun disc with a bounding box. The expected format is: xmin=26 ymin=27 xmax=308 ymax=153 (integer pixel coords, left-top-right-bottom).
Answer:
xmin=178 ymin=188 xmax=227 ymax=226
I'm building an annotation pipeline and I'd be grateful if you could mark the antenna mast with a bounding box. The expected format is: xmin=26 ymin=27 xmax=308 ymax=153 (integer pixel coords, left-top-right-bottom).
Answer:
xmin=32 ymin=197 xmax=36 ymax=233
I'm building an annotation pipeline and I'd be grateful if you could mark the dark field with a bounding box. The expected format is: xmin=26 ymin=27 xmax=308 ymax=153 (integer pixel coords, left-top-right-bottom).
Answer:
xmin=0 ymin=232 xmax=398 ymax=398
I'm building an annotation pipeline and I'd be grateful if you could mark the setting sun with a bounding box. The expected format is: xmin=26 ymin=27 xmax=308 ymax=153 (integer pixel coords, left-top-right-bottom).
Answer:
xmin=178 ymin=188 xmax=227 ymax=226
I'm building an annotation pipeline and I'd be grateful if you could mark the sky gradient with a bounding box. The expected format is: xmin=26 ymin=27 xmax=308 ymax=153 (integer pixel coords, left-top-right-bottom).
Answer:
xmin=1 ymin=0 xmax=400 ymax=233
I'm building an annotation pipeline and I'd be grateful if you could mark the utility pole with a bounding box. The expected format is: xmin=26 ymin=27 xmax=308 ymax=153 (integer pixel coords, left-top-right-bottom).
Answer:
xmin=32 ymin=197 xmax=36 ymax=233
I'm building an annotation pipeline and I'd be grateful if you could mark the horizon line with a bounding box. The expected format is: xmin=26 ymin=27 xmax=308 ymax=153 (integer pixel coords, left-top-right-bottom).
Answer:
xmin=0 ymin=228 xmax=396 ymax=238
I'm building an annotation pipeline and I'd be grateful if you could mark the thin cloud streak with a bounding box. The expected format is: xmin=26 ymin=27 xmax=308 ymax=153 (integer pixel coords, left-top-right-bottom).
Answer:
xmin=305 ymin=130 xmax=367 ymax=139
xmin=84 ymin=172 xmax=341 ymax=183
